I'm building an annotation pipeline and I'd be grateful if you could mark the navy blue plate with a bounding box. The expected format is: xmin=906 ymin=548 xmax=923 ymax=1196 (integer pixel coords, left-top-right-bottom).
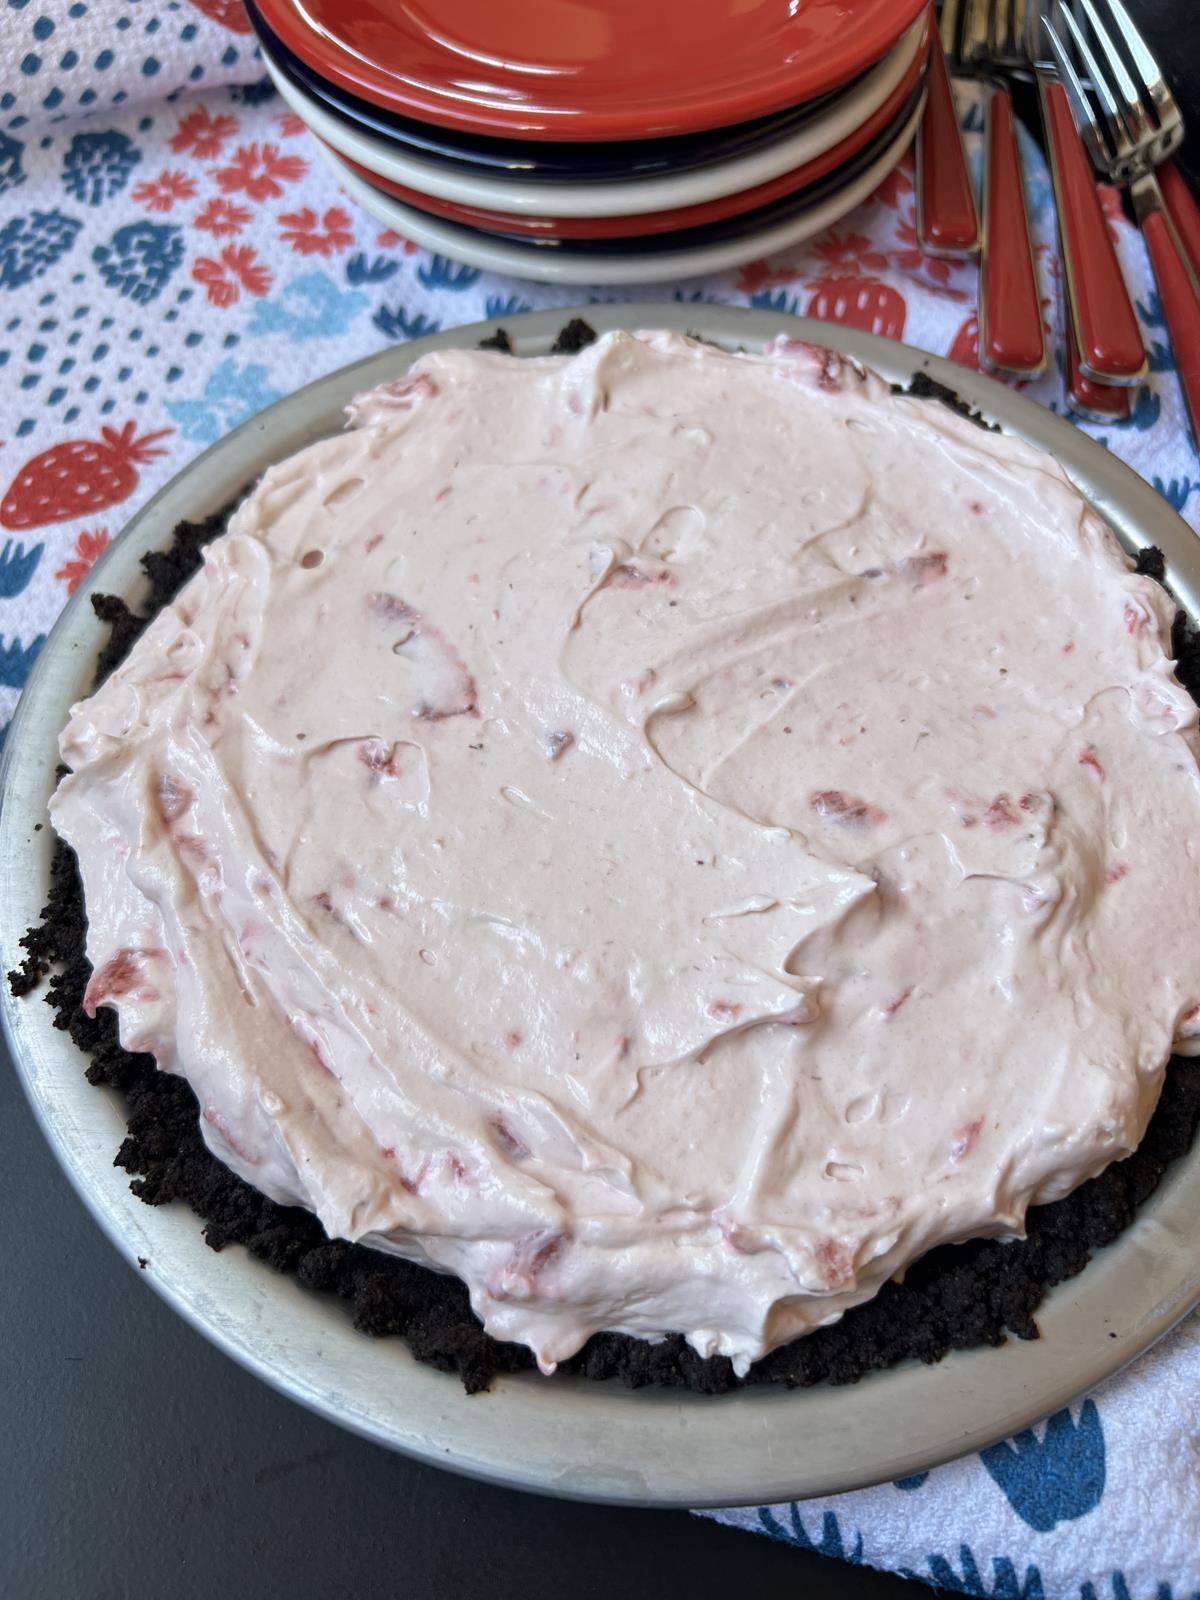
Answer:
xmin=246 ymin=0 xmax=860 ymax=186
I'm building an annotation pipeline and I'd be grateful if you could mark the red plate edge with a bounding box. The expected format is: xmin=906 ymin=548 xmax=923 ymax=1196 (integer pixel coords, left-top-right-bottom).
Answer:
xmin=257 ymin=0 xmax=930 ymax=142
xmin=325 ymin=34 xmax=929 ymax=239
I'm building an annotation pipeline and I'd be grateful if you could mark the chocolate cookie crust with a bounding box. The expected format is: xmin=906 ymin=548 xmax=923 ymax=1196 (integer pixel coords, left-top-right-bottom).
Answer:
xmin=11 ymin=328 xmax=1200 ymax=1395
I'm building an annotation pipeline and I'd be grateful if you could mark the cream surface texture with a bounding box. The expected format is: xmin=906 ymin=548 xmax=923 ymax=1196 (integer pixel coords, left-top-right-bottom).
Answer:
xmin=51 ymin=331 xmax=1200 ymax=1374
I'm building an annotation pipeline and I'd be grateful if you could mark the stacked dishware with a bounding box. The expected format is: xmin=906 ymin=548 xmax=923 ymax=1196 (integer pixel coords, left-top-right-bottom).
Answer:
xmin=244 ymin=0 xmax=931 ymax=285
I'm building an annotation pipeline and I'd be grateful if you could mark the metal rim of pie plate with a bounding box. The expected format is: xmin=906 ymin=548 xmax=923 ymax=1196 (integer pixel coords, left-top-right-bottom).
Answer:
xmin=4 ymin=304 xmax=1199 ymax=1510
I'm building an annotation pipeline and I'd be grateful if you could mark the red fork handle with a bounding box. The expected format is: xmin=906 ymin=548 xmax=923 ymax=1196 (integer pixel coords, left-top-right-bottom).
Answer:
xmin=1065 ymin=331 xmax=1132 ymax=422
xmin=1159 ymin=160 xmax=1200 ymax=284
xmin=1141 ymin=205 xmax=1200 ymax=448
xmin=981 ymin=90 xmax=1046 ymax=375
xmin=917 ymin=30 xmax=979 ymax=256
xmin=1041 ymin=81 xmax=1144 ymax=384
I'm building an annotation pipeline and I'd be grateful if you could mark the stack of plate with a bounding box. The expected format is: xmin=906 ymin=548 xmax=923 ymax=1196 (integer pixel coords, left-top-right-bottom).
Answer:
xmin=248 ymin=0 xmax=931 ymax=285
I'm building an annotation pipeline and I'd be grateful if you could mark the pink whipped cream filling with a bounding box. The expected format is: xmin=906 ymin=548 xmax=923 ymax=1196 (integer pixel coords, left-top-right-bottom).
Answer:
xmin=52 ymin=331 xmax=1200 ymax=1374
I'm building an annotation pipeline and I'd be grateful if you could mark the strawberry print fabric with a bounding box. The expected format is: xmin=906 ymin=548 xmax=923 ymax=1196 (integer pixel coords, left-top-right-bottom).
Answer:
xmin=1 ymin=6 xmax=1199 ymax=1596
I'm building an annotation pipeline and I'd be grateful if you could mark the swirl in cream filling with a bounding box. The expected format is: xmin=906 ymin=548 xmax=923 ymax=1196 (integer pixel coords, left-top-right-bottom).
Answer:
xmin=52 ymin=331 xmax=1200 ymax=1375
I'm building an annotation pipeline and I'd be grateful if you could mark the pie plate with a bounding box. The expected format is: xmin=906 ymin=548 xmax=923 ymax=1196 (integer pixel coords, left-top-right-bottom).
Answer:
xmin=4 ymin=305 xmax=1199 ymax=1509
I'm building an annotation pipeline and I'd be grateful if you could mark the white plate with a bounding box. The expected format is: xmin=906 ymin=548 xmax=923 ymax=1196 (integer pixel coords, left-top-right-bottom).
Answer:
xmin=5 ymin=306 xmax=1200 ymax=1510
xmin=262 ymin=13 xmax=926 ymax=221
xmin=315 ymin=106 xmax=922 ymax=287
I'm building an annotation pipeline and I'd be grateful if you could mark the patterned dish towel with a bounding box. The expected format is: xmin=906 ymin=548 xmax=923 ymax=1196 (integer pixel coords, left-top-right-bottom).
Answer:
xmin=2 ymin=7 xmax=1199 ymax=1596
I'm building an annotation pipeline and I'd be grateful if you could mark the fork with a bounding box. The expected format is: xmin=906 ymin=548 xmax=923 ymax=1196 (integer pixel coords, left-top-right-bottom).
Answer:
xmin=1024 ymin=0 xmax=1145 ymax=388
xmin=917 ymin=3 xmax=981 ymax=257
xmin=1045 ymin=0 xmax=1200 ymax=442
xmin=948 ymin=0 xmax=1047 ymax=374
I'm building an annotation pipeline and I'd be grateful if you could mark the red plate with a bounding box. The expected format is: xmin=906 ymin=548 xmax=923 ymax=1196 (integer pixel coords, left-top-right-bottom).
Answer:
xmin=254 ymin=0 xmax=929 ymax=142
xmin=327 ymin=37 xmax=928 ymax=238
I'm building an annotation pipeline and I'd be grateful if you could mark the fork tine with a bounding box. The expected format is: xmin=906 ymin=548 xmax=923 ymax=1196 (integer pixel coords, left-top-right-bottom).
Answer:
xmin=1022 ymin=0 xmax=1036 ymax=58
xmin=1043 ymin=20 xmax=1091 ymax=125
xmin=960 ymin=0 xmax=990 ymax=65
xmin=939 ymin=0 xmax=962 ymax=60
xmin=1044 ymin=13 xmax=1115 ymax=169
xmin=1092 ymin=0 xmax=1177 ymax=122
xmin=1058 ymin=4 xmax=1131 ymax=158
xmin=1017 ymin=0 xmax=1036 ymax=56
xmin=987 ymin=0 xmax=1003 ymax=59
xmin=1022 ymin=0 xmax=1042 ymax=61
xmin=1075 ymin=0 xmax=1154 ymax=144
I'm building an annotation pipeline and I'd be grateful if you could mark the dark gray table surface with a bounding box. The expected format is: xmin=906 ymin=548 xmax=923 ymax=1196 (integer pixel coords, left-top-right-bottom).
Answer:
xmin=1137 ymin=2 xmax=1199 ymax=192
xmin=1 ymin=1043 xmax=928 ymax=1600
xmin=6 ymin=10 xmax=1199 ymax=1598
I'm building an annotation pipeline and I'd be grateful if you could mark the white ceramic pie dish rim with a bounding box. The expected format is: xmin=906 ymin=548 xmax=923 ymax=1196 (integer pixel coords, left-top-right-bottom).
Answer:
xmin=4 ymin=304 xmax=1199 ymax=1511
xmin=261 ymin=13 xmax=926 ymax=220
xmin=313 ymin=107 xmax=922 ymax=288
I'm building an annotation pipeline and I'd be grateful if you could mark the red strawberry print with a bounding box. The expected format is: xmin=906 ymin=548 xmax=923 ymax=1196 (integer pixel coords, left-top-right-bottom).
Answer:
xmin=1 ymin=424 xmax=172 ymax=530
xmin=170 ymin=107 xmax=239 ymax=159
xmin=809 ymin=232 xmax=892 ymax=274
xmin=735 ymin=258 xmax=804 ymax=294
xmin=279 ymin=206 xmax=354 ymax=257
xmin=889 ymin=221 xmax=969 ymax=297
xmin=376 ymin=229 xmax=419 ymax=254
xmin=1037 ymin=241 xmax=1062 ymax=289
xmin=194 ymin=197 xmax=252 ymax=237
xmin=54 ymin=527 xmax=110 ymax=594
xmin=872 ymin=155 xmax=916 ymax=211
xmin=806 ymin=278 xmax=907 ymax=338
xmin=192 ymin=244 xmax=272 ymax=307
xmin=184 ymin=0 xmax=252 ymax=33
xmin=216 ymin=143 xmax=308 ymax=202
xmin=948 ymin=313 xmax=983 ymax=371
xmin=132 ymin=169 xmax=198 ymax=214
xmin=804 ymin=232 xmax=907 ymax=339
